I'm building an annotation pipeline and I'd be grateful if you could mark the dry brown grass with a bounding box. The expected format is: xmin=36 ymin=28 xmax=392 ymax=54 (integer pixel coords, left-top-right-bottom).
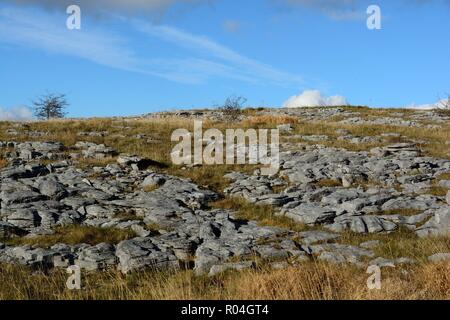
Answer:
xmin=169 ymin=164 xmax=255 ymax=194
xmin=285 ymin=118 xmax=450 ymax=158
xmin=1 ymin=110 xmax=449 ymax=300
xmin=0 ymin=118 xmax=195 ymax=166
xmin=1 ymin=108 xmax=448 ymax=166
xmin=143 ymin=185 xmax=161 ymax=193
xmin=0 ymin=260 xmax=448 ymax=300
xmin=235 ymin=262 xmax=449 ymax=300
xmin=437 ymin=173 xmax=450 ymax=181
xmin=211 ymin=197 xmax=306 ymax=232
xmin=339 ymin=229 xmax=450 ymax=262
xmin=426 ymin=186 xmax=449 ymax=197
xmin=241 ymin=115 xmax=299 ymax=128
xmin=315 ymin=179 xmax=342 ymax=188
xmin=5 ymin=226 xmax=136 ymax=248
xmin=0 ymin=157 xmax=8 ymax=169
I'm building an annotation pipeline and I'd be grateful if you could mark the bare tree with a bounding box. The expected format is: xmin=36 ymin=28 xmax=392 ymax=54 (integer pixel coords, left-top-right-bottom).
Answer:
xmin=219 ymin=95 xmax=247 ymax=121
xmin=32 ymin=93 xmax=68 ymax=120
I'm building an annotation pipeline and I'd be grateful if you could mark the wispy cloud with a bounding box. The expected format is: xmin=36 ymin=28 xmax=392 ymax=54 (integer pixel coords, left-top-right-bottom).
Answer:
xmin=0 ymin=106 xmax=33 ymax=121
xmin=143 ymin=58 xmax=257 ymax=84
xmin=0 ymin=6 xmax=302 ymax=86
xmin=0 ymin=7 xmax=139 ymax=71
xmin=132 ymin=20 xmax=303 ymax=85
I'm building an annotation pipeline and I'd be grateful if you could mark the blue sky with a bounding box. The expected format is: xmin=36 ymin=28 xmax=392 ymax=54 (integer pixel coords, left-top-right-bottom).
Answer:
xmin=0 ymin=0 xmax=449 ymax=118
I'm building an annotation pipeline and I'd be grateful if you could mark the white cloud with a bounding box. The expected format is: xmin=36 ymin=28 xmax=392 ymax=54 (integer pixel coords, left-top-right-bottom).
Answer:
xmin=0 ymin=106 xmax=33 ymax=121
xmin=283 ymin=90 xmax=348 ymax=108
xmin=407 ymin=98 xmax=449 ymax=110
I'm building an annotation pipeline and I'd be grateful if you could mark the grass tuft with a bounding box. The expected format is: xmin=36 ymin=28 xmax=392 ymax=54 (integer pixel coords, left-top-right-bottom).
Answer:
xmin=211 ymin=197 xmax=306 ymax=232
xmin=5 ymin=226 xmax=136 ymax=248
xmin=0 ymin=261 xmax=448 ymax=300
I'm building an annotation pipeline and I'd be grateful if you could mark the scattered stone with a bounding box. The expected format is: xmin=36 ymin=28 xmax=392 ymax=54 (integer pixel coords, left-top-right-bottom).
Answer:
xmin=360 ymin=240 xmax=380 ymax=249
xmin=117 ymin=155 xmax=141 ymax=166
xmin=369 ymin=257 xmax=415 ymax=267
xmin=416 ymin=206 xmax=450 ymax=237
xmin=300 ymin=135 xmax=329 ymax=142
xmin=326 ymin=215 xmax=398 ymax=234
xmin=307 ymin=244 xmax=374 ymax=265
xmin=116 ymin=238 xmax=179 ymax=274
xmin=208 ymin=261 xmax=254 ymax=276
xmin=298 ymin=231 xmax=340 ymax=245
xmin=75 ymin=243 xmax=117 ymax=271
xmin=1 ymin=111 xmax=450 ymax=278
xmin=428 ymin=253 xmax=450 ymax=263
xmin=283 ymin=204 xmax=336 ymax=225
xmin=438 ymin=180 xmax=450 ymax=189
xmin=276 ymin=124 xmax=293 ymax=133
xmin=371 ymin=143 xmax=421 ymax=157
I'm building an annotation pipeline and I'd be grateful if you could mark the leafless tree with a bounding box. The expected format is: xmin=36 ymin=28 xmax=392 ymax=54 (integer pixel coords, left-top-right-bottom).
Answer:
xmin=219 ymin=95 xmax=247 ymax=121
xmin=32 ymin=93 xmax=68 ymax=120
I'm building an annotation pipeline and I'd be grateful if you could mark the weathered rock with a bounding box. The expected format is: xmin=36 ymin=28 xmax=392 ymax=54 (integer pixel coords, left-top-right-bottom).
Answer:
xmin=38 ymin=180 xmax=67 ymax=199
xmin=208 ymin=261 xmax=254 ymax=276
xmin=428 ymin=253 xmax=450 ymax=263
xmin=1 ymin=126 xmax=450 ymax=277
xmin=283 ymin=204 xmax=336 ymax=225
xmin=255 ymin=245 xmax=289 ymax=261
xmin=116 ymin=238 xmax=179 ymax=274
xmin=326 ymin=215 xmax=398 ymax=234
xmin=276 ymin=124 xmax=293 ymax=133
xmin=416 ymin=206 xmax=450 ymax=237
xmin=7 ymin=209 xmax=41 ymax=229
xmin=117 ymin=155 xmax=141 ymax=166
xmin=75 ymin=243 xmax=117 ymax=271
xmin=438 ymin=180 xmax=450 ymax=189
xmin=75 ymin=142 xmax=116 ymax=159
xmin=142 ymin=174 xmax=166 ymax=189
xmin=298 ymin=231 xmax=340 ymax=245
xmin=300 ymin=135 xmax=329 ymax=142
xmin=0 ymin=222 xmax=26 ymax=238
xmin=306 ymin=244 xmax=374 ymax=265
xmin=1 ymin=191 xmax=45 ymax=205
